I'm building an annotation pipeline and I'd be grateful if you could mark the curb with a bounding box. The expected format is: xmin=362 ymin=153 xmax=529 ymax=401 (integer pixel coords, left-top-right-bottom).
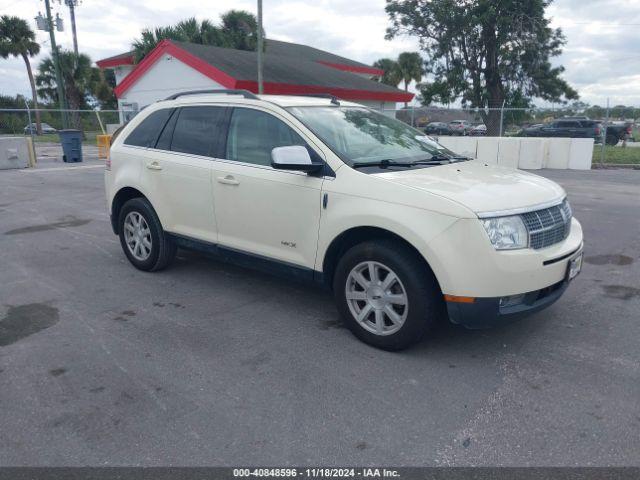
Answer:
xmin=592 ymin=163 xmax=640 ymax=170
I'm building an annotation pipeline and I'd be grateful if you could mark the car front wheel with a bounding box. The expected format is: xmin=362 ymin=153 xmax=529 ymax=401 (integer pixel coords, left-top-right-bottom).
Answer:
xmin=333 ymin=240 xmax=444 ymax=351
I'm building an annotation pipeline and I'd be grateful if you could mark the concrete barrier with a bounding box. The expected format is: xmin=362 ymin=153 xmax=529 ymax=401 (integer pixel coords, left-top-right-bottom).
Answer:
xmin=435 ymin=136 xmax=593 ymax=170
xmin=568 ymin=138 xmax=594 ymax=170
xmin=497 ymin=137 xmax=520 ymax=168
xmin=545 ymin=138 xmax=572 ymax=169
xmin=476 ymin=137 xmax=499 ymax=164
xmin=0 ymin=137 xmax=31 ymax=170
xmin=518 ymin=138 xmax=545 ymax=170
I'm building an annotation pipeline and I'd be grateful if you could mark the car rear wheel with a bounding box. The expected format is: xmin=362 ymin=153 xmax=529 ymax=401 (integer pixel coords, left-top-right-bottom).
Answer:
xmin=606 ymin=134 xmax=619 ymax=146
xmin=333 ymin=240 xmax=443 ymax=351
xmin=118 ymin=198 xmax=176 ymax=272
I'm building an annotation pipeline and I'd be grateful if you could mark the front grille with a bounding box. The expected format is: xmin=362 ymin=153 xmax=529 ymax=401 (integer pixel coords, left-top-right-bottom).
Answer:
xmin=520 ymin=200 xmax=572 ymax=250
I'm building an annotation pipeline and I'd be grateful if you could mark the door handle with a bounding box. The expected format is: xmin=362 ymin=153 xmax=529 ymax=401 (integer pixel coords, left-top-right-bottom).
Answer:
xmin=217 ymin=175 xmax=240 ymax=186
xmin=146 ymin=161 xmax=162 ymax=171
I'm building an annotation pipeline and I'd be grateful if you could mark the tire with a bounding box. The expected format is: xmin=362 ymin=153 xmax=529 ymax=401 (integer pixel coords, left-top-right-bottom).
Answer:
xmin=606 ymin=134 xmax=618 ymax=146
xmin=118 ymin=197 xmax=176 ymax=272
xmin=333 ymin=240 xmax=444 ymax=351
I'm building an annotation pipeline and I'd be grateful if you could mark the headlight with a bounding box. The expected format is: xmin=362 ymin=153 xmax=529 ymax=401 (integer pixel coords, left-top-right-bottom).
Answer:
xmin=481 ymin=215 xmax=528 ymax=250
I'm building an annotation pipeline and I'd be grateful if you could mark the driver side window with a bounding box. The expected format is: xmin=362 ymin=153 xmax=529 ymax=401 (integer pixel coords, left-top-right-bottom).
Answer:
xmin=225 ymin=108 xmax=306 ymax=166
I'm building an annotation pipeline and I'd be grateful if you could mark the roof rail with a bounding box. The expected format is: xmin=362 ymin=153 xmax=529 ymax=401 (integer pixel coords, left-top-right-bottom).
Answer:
xmin=164 ymin=89 xmax=260 ymax=101
xmin=298 ymin=93 xmax=341 ymax=105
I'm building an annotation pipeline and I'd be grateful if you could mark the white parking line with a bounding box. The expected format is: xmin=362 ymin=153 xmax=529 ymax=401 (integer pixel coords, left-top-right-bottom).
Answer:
xmin=19 ymin=165 xmax=105 ymax=173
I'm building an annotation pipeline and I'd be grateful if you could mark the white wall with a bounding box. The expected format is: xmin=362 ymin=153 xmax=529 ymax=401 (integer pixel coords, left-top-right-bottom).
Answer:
xmin=119 ymin=54 xmax=225 ymax=112
xmin=433 ymin=136 xmax=594 ymax=170
xmin=114 ymin=65 xmax=134 ymax=85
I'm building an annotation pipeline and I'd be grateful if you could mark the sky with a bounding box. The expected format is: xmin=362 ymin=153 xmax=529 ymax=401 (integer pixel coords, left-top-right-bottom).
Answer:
xmin=0 ymin=0 xmax=639 ymax=107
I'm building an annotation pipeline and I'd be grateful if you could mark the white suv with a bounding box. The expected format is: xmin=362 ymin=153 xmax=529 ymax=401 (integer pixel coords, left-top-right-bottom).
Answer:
xmin=105 ymin=90 xmax=584 ymax=350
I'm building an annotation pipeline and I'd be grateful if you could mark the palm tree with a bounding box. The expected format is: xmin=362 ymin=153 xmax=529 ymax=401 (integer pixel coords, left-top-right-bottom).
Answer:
xmin=396 ymin=52 xmax=424 ymax=108
xmin=132 ymin=25 xmax=180 ymax=63
xmin=220 ymin=10 xmax=259 ymax=51
xmin=373 ymin=58 xmax=401 ymax=87
xmin=132 ymin=11 xmax=260 ymax=63
xmin=36 ymin=50 xmax=104 ymax=130
xmin=0 ymin=16 xmax=42 ymax=134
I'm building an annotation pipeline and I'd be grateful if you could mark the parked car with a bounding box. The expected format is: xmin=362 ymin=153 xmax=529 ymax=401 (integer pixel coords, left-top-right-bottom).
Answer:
xmin=423 ymin=122 xmax=451 ymax=135
xmin=24 ymin=122 xmax=57 ymax=135
xmin=603 ymin=122 xmax=634 ymax=146
xmin=519 ymin=119 xmax=602 ymax=141
xmin=469 ymin=124 xmax=487 ymax=136
xmin=448 ymin=120 xmax=472 ymax=135
xmin=105 ymin=90 xmax=583 ymax=351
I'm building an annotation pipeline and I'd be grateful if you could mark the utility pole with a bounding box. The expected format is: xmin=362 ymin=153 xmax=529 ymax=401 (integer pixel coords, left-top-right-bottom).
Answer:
xmin=257 ymin=0 xmax=264 ymax=94
xmin=65 ymin=0 xmax=79 ymax=57
xmin=42 ymin=0 xmax=68 ymax=128
xmin=600 ymin=98 xmax=610 ymax=166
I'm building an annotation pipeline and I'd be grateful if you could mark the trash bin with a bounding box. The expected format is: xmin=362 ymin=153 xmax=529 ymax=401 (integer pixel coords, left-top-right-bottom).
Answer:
xmin=58 ymin=129 xmax=83 ymax=163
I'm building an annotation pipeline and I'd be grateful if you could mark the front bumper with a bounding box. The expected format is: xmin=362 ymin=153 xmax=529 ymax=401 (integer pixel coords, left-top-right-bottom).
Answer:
xmin=446 ymin=243 xmax=583 ymax=329
xmin=446 ymin=279 xmax=569 ymax=329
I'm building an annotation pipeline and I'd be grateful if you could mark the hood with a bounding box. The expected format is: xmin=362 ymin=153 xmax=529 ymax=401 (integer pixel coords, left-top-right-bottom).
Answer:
xmin=375 ymin=160 xmax=565 ymax=216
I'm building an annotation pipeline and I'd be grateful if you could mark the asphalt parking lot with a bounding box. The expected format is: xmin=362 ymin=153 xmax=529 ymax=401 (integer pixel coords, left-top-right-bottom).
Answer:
xmin=0 ymin=155 xmax=639 ymax=466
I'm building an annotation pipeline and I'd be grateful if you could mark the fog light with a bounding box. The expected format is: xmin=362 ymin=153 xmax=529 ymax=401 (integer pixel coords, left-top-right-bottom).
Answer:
xmin=499 ymin=294 xmax=526 ymax=308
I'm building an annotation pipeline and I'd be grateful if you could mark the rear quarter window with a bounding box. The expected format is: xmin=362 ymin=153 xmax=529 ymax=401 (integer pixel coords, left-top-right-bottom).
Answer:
xmin=124 ymin=109 xmax=173 ymax=148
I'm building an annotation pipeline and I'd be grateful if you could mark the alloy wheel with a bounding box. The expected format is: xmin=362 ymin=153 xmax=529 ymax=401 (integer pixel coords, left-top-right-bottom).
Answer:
xmin=123 ymin=211 xmax=152 ymax=261
xmin=345 ymin=261 xmax=409 ymax=336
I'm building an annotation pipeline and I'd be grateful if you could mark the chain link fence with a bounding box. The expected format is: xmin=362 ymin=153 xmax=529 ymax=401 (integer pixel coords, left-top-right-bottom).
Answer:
xmin=389 ymin=106 xmax=640 ymax=167
xmin=1 ymin=106 xmax=638 ymax=167
xmin=0 ymin=108 xmax=121 ymax=164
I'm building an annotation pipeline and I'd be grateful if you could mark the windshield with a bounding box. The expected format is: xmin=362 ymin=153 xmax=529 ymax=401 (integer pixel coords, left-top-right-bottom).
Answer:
xmin=287 ymin=106 xmax=459 ymax=166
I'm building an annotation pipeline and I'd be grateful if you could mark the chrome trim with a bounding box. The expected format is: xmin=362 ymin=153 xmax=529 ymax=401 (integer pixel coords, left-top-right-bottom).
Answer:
xmin=476 ymin=196 xmax=566 ymax=219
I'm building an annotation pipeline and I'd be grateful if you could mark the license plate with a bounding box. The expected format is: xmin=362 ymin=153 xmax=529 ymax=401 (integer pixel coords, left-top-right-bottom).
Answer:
xmin=567 ymin=252 xmax=583 ymax=281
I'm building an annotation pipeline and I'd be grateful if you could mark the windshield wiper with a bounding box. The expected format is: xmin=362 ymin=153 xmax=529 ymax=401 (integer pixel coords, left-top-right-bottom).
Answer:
xmin=413 ymin=154 xmax=471 ymax=165
xmin=351 ymin=159 xmax=415 ymax=169
xmin=352 ymin=155 xmax=471 ymax=169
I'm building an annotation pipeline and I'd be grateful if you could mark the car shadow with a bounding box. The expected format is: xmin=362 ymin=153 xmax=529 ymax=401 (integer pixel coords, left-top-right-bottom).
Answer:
xmin=169 ymin=248 xmax=549 ymax=357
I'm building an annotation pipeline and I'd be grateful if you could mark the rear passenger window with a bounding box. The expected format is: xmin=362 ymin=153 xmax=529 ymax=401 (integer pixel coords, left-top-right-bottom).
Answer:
xmin=226 ymin=108 xmax=306 ymax=166
xmin=124 ymin=109 xmax=172 ymax=147
xmin=170 ymin=106 xmax=227 ymax=157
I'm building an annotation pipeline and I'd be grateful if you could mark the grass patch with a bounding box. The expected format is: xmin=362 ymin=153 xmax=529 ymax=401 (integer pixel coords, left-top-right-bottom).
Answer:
xmin=593 ymin=145 xmax=640 ymax=165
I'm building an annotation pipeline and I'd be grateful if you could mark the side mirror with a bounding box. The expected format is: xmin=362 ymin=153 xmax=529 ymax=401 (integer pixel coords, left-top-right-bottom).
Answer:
xmin=271 ymin=145 xmax=323 ymax=173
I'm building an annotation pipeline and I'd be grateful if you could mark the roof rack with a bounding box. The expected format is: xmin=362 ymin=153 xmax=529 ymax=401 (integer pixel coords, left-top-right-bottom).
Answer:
xmin=298 ymin=93 xmax=341 ymax=106
xmin=164 ymin=89 xmax=260 ymax=101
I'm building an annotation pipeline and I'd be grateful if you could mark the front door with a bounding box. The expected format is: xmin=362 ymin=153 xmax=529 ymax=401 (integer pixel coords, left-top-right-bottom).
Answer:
xmin=212 ymin=107 xmax=324 ymax=269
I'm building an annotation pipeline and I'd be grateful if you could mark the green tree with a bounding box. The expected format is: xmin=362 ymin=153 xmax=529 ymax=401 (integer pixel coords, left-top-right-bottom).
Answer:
xmin=373 ymin=58 xmax=401 ymax=87
xmin=220 ymin=10 xmax=259 ymax=51
xmin=132 ymin=11 xmax=260 ymax=63
xmin=0 ymin=16 xmax=42 ymax=134
xmin=36 ymin=50 xmax=113 ymax=129
xmin=396 ymin=52 xmax=424 ymax=107
xmin=386 ymin=0 xmax=578 ymax=135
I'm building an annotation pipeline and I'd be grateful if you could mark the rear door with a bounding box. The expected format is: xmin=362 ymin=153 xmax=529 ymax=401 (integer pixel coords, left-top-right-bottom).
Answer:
xmin=211 ymin=106 xmax=324 ymax=269
xmin=139 ymin=105 xmax=227 ymax=243
xmin=555 ymin=120 xmax=581 ymax=137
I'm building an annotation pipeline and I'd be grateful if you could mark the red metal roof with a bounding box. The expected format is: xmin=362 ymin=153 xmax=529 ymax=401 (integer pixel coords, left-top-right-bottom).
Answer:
xmin=96 ymin=51 xmax=135 ymax=68
xmin=111 ymin=40 xmax=412 ymax=103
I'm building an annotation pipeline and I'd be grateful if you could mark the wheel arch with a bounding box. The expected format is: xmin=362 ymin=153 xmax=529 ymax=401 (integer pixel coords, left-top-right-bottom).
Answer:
xmin=110 ymin=186 xmax=148 ymax=234
xmin=321 ymin=226 xmax=443 ymax=292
